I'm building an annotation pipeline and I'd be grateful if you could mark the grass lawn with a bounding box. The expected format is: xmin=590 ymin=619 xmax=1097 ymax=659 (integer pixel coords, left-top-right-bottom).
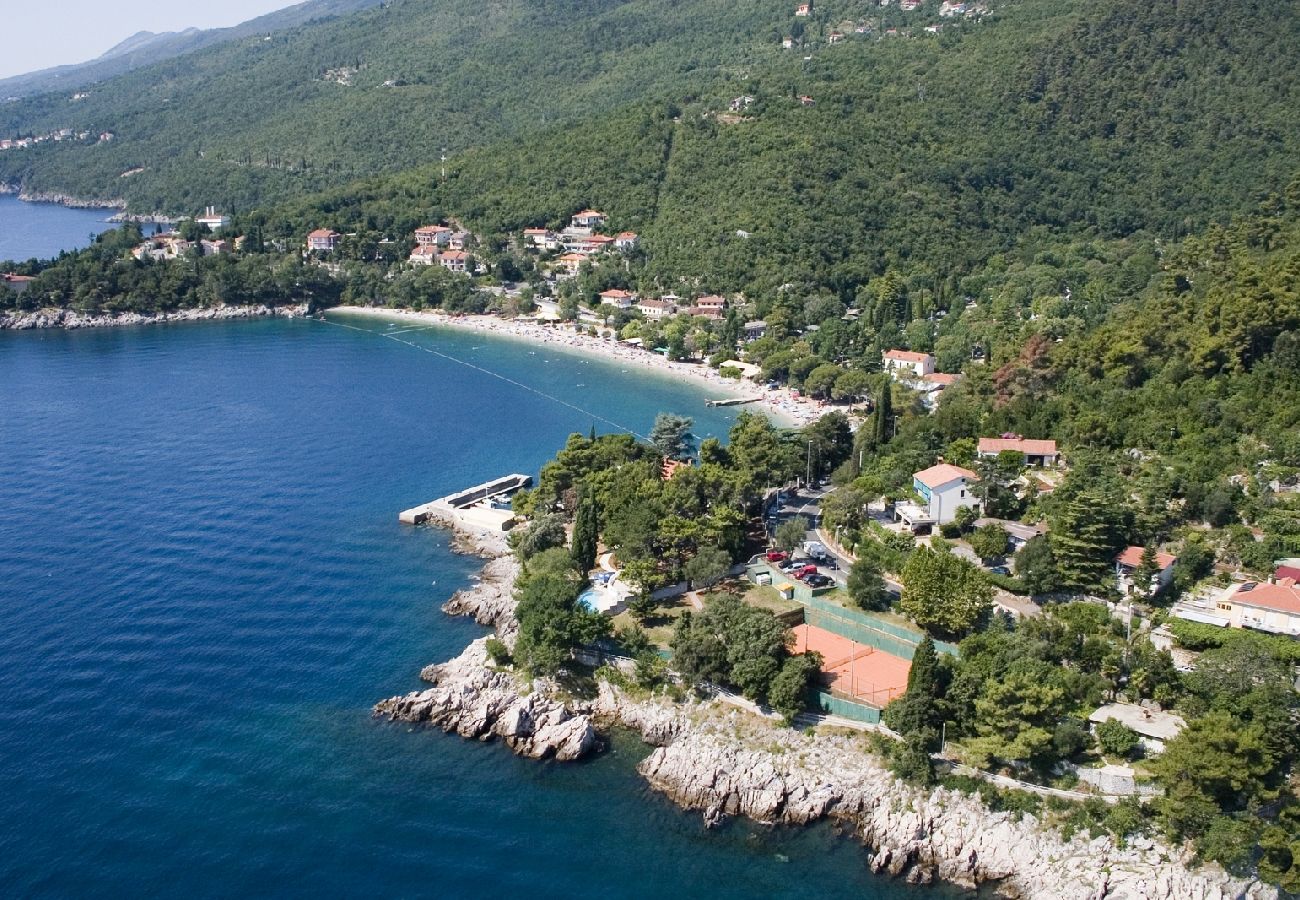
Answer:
xmin=741 ymin=583 xmax=803 ymax=618
xmin=611 ymin=594 xmax=694 ymax=649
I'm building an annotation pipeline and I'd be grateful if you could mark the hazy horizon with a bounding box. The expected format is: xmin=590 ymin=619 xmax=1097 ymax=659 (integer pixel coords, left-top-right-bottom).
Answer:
xmin=0 ymin=1 xmax=297 ymax=81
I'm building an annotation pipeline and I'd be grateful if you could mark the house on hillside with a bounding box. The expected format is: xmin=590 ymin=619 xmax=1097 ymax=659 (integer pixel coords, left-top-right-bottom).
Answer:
xmin=571 ymin=209 xmax=607 ymax=230
xmin=690 ymin=294 xmax=727 ymax=320
xmin=782 ymin=35 xmax=795 ymax=48
xmin=414 ymin=225 xmax=452 ymax=247
xmin=598 ymin=288 xmax=637 ymax=309
xmin=1115 ymin=546 xmax=1178 ymax=596
xmin=554 ymin=253 xmax=585 ymax=278
xmin=799 ymin=95 xmax=816 ymax=107
xmin=637 ymin=298 xmax=675 ymax=320
xmin=1211 ymin=578 xmax=1300 ymax=636
xmin=743 ymin=320 xmax=767 ymax=342
xmin=307 ymin=229 xmax=341 ymax=252
xmin=895 ymin=463 xmax=981 ymax=530
xmin=795 ymin=2 xmax=812 ymax=15
xmin=523 ymin=227 xmax=557 ymax=250
xmin=828 ymin=31 xmax=844 ymax=43
xmin=438 ymin=249 xmax=468 ymax=273
xmin=614 ymin=231 xmax=639 ymax=251
xmin=1 ymin=273 xmax=36 ymax=294
xmin=882 ymin=349 xmax=935 ymax=378
xmin=448 ymin=231 xmax=471 ymax=251
xmin=978 ymin=436 xmax=1060 ymax=467
xmin=730 ymin=95 xmax=755 ymax=111
xmin=409 ymin=244 xmax=439 ymax=266
xmin=195 ymin=206 xmax=229 ymax=231
xmin=1088 ymin=703 xmax=1185 ymax=755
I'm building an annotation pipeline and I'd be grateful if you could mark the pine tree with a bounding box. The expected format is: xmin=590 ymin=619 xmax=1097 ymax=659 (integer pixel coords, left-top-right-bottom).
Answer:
xmin=1049 ymin=490 xmax=1123 ymax=592
xmin=571 ymin=488 xmax=599 ymax=573
xmin=883 ymin=636 xmax=939 ymax=739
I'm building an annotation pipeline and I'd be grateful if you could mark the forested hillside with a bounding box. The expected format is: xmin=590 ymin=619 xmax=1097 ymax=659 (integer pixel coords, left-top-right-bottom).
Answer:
xmin=0 ymin=0 xmax=789 ymax=210
xmin=0 ymin=0 xmax=383 ymax=100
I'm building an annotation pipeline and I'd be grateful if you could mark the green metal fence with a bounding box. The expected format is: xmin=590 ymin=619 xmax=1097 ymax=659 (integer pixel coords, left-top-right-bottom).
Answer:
xmin=817 ymin=692 xmax=882 ymax=724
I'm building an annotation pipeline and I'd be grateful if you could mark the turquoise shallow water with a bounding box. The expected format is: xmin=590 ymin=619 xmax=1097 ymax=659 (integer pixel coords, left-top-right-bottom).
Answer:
xmin=0 ymin=315 xmax=943 ymax=898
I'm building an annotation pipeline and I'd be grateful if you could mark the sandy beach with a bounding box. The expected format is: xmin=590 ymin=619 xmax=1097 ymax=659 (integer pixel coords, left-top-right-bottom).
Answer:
xmin=326 ymin=305 xmax=833 ymax=428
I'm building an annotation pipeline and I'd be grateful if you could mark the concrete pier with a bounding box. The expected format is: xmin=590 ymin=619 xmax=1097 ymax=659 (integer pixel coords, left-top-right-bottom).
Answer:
xmin=400 ymin=473 xmax=532 ymax=531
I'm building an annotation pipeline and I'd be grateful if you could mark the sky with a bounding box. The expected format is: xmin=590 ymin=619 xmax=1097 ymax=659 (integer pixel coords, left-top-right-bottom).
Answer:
xmin=0 ymin=1 xmax=296 ymax=80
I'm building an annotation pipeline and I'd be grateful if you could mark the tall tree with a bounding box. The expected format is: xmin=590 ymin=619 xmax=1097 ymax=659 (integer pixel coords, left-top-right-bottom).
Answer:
xmin=900 ymin=546 xmax=992 ymax=635
xmin=873 ymin=380 xmax=893 ymax=446
xmin=570 ymin=487 xmax=599 ymax=573
xmin=650 ymin=412 xmax=695 ymax=460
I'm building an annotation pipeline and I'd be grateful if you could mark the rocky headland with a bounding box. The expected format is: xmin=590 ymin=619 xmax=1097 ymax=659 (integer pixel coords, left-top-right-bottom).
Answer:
xmin=375 ymin=522 xmax=1276 ymax=900
xmin=0 ymin=303 xmax=309 ymax=330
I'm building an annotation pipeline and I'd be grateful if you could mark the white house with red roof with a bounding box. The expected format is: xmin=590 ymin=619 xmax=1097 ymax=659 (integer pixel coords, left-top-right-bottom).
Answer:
xmin=523 ymin=227 xmax=557 ymax=250
xmin=554 ymin=253 xmax=586 ymax=278
xmin=571 ymin=209 xmax=607 ymax=230
xmin=1115 ymin=546 xmax=1178 ymax=596
xmin=438 ymin=250 xmax=469 ymax=273
xmin=1212 ymin=577 xmax=1300 ymax=636
xmin=689 ymin=294 xmax=727 ymax=319
xmin=896 ymin=463 xmax=981 ymax=528
xmin=307 ymin=229 xmax=341 ymax=252
xmin=637 ymin=297 xmax=675 ymax=320
xmin=1 ymin=272 xmax=36 ymax=294
xmin=614 ymin=232 xmax=639 ymax=250
xmin=882 ymin=349 xmax=935 ymax=378
xmin=414 ymin=225 xmax=452 ymax=246
xmin=978 ymin=436 xmax=1060 ymax=467
xmin=598 ymin=288 xmax=637 ymax=309
xmin=408 ymin=244 xmax=439 ymax=266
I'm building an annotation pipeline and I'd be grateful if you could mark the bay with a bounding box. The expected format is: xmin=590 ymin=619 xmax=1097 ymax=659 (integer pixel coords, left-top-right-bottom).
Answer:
xmin=0 ymin=316 xmax=944 ymax=898
xmin=0 ymin=193 xmax=120 ymax=263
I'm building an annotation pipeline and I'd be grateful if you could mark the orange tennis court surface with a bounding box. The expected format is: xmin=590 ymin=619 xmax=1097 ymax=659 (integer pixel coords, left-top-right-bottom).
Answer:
xmin=793 ymin=623 xmax=912 ymax=708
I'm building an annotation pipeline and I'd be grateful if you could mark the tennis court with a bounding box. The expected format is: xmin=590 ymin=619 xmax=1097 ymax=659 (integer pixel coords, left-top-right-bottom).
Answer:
xmin=792 ymin=622 xmax=911 ymax=708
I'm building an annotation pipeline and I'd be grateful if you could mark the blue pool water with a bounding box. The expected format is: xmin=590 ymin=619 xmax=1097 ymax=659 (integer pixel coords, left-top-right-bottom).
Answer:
xmin=0 ymin=314 xmax=942 ymax=898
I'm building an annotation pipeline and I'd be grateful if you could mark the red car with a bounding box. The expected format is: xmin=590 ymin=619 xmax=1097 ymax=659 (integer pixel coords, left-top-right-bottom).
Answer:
xmin=765 ymin=550 xmax=788 ymax=563
xmin=793 ymin=564 xmax=818 ymax=578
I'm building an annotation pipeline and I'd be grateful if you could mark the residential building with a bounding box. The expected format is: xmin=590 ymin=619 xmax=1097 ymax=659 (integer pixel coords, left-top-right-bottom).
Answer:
xmin=448 ymin=231 xmax=471 ymax=251
xmin=554 ymin=253 xmax=586 ymax=278
xmin=730 ymin=95 xmax=755 ymax=111
xmin=598 ymin=288 xmax=637 ymax=309
xmin=795 ymin=2 xmax=812 ymax=15
xmin=614 ymin=231 xmax=639 ymax=251
xmin=828 ymin=31 xmax=844 ymax=43
xmin=637 ymin=298 xmax=675 ymax=320
xmin=414 ymin=225 xmax=451 ymax=246
xmin=782 ymin=36 xmax=795 ymax=49
xmin=199 ymin=239 xmax=229 ymax=256
xmin=743 ymin=320 xmax=768 ymax=341
xmin=977 ymin=436 xmax=1060 ymax=467
xmin=799 ymin=95 xmax=816 ymax=107
xmin=408 ymin=244 xmax=439 ymax=266
xmin=1212 ymin=578 xmax=1300 ymax=636
xmin=571 ymin=209 xmax=607 ymax=230
xmin=132 ymin=235 xmax=193 ymax=261
xmin=687 ymin=294 xmax=727 ymax=319
xmin=1276 ymin=563 xmax=1300 ymax=581
xmin=438 ymin=249 xmax=469 ymax=273
xmin=1115 ymin=546 xmax=1178 ymax=596
xmin=195 ymin=206 xmax=229 ymax=231
xmin=523 ymin=227 xmax=557 ymax=250
xmin=882 ymin=349 xmax=936 ymax=378
xmin=307 ymin=229 xmax=341 ymax=252
xmin=895 ymin=463 xmax=981 ymax=529
xmin=1 ymin=272 xmax=36 ymax=294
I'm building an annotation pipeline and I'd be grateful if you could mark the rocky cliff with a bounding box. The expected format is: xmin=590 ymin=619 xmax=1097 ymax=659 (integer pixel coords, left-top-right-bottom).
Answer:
xmin=0 ymin=304 xmax=309 ymax=330
xmin=378 ymin=511 xmax=1276 ymax=898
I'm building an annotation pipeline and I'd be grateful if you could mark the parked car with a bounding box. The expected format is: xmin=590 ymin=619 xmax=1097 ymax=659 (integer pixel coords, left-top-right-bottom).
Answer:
xmin=793 ymin=564 xmax=819 ymax=578
xmin=989 ymin=565 xmax=1012 ymax=576
xmin=803 ymin=573 xmax=833 ymax=587
xmin=776 ymin=558 xmax=799 ymax=571
xmin=765 ymin=550 xmax=788 ymax=563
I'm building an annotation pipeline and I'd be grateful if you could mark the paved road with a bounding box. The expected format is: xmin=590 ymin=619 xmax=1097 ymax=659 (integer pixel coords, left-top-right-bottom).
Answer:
xmin=764 ymin=485 xmax=901 ymax=596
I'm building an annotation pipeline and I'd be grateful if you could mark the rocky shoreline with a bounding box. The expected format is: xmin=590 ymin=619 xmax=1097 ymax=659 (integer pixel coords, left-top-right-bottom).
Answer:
xmin=0 ymin=303 xmax=310 ymax=330
xmin=0 ymin=184 xmax=126 ymax=210
xmin=375 ymin=523 xmax=1275 ymax=900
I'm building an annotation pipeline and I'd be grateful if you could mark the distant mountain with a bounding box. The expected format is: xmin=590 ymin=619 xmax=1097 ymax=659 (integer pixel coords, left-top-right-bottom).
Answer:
xmin=0 ymin=0 xmax=383 ymax=100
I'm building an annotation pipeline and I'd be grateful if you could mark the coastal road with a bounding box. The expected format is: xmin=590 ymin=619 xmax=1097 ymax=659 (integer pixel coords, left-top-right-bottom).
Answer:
xmin=765 ymin=486 xmax=902 ymax=597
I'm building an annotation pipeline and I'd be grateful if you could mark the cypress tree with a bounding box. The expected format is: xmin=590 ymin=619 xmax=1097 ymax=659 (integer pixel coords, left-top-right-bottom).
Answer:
xmin=883 ymin=636 xmax=938 ymax=737
xmin=873 ymin=380 xmax=893 ymax=446
xmin=571 ymin=488 xmax=599 ymax=573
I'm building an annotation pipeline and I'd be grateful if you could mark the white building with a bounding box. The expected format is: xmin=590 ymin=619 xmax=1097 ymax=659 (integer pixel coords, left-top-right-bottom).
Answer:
xmin=195 ymin=206 xmax=229 ymax=231
xmin=978 ymin=436 xmax=1060 ymax=467
xmin=896 ymin=463 xmax=981 ymax=529
xmin=1212 ymin=578 xmax=1300 ymax=636
xmin=882 ymin=349 xmax=935 ymax=378
xmin=598 ymin=289 xmax=637 ymax=309
xmin=637 ymin=298 xmax=675 ymax=320
xmin=1115 ymin=546 xmax=1178 ymax=596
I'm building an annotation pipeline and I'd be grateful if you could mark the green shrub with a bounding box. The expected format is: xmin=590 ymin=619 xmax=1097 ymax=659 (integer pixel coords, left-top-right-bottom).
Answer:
xmin=1096 ymin=718 xmax=1140 ymax=757
xmin=485 ymin=638 xmax=512 ymax=666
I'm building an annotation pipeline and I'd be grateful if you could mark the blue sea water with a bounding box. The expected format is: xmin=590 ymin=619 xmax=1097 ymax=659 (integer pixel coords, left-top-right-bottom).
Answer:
xmin=0 ymin=193 xmax=119 ymax=263
xmin=0 ymin=314 xmax=943 ymax=898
